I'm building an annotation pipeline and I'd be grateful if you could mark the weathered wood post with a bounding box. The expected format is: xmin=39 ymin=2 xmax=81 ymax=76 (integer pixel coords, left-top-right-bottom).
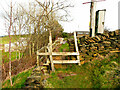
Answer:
xmin=32 ymin=42 xmax=34 ymax=54
xmin=74 ymin=31 xmax=80 ymax=65
xmin=45 ymin=47 xmax=48 ymax=63
xmin=37 ymin=51 xmax=39 ymax=67
xmin=90 ymin=0 xmax=97 ymax=37
xmin=49 ymin=30 xmax=55 ymax=72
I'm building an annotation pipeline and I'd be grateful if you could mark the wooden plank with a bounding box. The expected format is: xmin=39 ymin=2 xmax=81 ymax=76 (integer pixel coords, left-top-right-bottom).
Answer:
xmin=38 ymin=46 xmax=47 ymax=52
xmin=53 ymin=60 xmax=80 ymax=64
xmin=37 ymin=52 xmax=39 ymax=67
xmin=52 ymin=43 xmax=60 ymax=50
xmin=37 ymin=52 xmax=50 ymax=55
xmin=76 ymin=36 xmax=84 ymax=38
xmin=52 ymin=52 xmax=79 ymax=55
xmin=38 ymin=52 xmax=79 ymax=56
xmin=45 ymin=48 xmax=47 ymax=63
xmin=43 ymin=63 xmax=49 ymax=66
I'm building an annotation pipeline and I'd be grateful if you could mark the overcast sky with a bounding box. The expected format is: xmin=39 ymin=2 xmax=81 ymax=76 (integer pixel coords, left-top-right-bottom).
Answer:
xmin=0 ymin=0 xmax=119 ymax=36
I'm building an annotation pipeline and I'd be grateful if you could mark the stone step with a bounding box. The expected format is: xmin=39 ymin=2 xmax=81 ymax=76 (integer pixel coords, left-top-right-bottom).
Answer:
xmin=25 ymin=86 xmax=37 ymax=88
xmin=27 ymin=75 xmax=41 ymax=79
xmin=31 ymin=73 xmax=41 ymax=76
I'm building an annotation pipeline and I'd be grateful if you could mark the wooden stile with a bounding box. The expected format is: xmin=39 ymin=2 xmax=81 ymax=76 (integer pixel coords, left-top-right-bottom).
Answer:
xmin=37 ymin=31 xmax=80 ymax=72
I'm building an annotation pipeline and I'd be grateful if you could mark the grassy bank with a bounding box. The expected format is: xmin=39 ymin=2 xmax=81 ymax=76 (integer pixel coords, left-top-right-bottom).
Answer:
xmin=2 ymin=68 xmax=32 ymax=88
xmin=47 ymin=53 xmax=120 ymax=88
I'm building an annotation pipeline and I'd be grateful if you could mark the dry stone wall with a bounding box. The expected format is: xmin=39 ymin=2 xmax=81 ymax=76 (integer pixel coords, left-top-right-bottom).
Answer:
xmin=68 ymin=30 xmax=120 ymax=64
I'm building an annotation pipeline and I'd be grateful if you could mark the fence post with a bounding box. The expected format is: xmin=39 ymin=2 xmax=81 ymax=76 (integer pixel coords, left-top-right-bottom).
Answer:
xmin=49 ymin=30 xmax=55 ymax=72
xmin=32 ymin=42 xmax=34 ymax=54
xmin=74 ymin=31 xmax=80 ymax=65
xmin=37 ymin=51 xmax=39 ymax=67
xmin=90 ymin=0 xmax=96 ymax=37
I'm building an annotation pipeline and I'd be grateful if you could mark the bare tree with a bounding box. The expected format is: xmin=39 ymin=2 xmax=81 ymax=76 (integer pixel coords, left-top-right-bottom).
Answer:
xmin=8 ymin=0 xmax=13 ymax=86
xmin=7 ymin=0 xmax=73 ymax=72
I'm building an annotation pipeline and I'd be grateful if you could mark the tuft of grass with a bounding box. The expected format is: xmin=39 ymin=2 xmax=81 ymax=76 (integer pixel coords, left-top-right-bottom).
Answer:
xmin=2 ymin=69 xmax=32 ymax=88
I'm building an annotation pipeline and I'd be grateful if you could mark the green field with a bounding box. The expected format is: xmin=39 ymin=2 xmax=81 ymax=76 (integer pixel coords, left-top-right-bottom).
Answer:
xmin=0 ymin=36 xmax=17 ymax=44
xmin=0 ymin=35 xmax=28 ymax=44
xmin=1 ymin=35 xmax=26 ymax=63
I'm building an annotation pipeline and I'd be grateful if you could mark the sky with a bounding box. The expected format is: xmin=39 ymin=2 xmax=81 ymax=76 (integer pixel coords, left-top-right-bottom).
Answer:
xmin=0 ymin=0 xmax=119 ymax=36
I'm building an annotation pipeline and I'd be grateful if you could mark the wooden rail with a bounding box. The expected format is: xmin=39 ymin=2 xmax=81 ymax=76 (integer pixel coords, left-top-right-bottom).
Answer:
xmin=53 ymin=60 xmax=80 ymax=64
xmin=37 ymin=52 xmax=79 ymax=56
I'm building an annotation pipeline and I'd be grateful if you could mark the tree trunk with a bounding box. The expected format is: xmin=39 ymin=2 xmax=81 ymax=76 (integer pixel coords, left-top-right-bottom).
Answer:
xmin=29 ymin=43 xmax=31 ymax=57
xmin=16 ymin=51 xmax=17 ymax=60
xmin=8 ymin=0 xmax=13 ymax=86
xmin=32 ymin=42 xmax=34 ymax=54
xmin=19 ymin=51 xmax=20 ymax=60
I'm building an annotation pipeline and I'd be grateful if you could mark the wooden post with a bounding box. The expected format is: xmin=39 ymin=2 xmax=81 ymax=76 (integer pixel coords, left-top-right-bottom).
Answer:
xmin=29 ymin=42 xmax=31 ymax=57
xmin=90 ymin=0 xmax=96 ymax=37
xmin=74 ymin=31 xmax=80 ymax=65
xmin=32 ymin=42 xmax=34 ymax=54
xmin=37 ymin=51 xmax=39 ymax=67
xmin=45 ymin=48 xmax=48 ymax=63
xmin=49 ymin=30 xmax=55 ymax=72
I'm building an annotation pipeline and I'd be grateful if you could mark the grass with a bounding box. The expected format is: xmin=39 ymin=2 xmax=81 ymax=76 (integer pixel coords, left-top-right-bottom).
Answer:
xmin=2 ymin=68 xmax=33 ymax=88
xmin=47 ymin=53 xmax=120 ymax=88
xmin=59 ymin=43 xmax=70 ymax=52
xmin=2 ymin=51 xmax=22 ymax=63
